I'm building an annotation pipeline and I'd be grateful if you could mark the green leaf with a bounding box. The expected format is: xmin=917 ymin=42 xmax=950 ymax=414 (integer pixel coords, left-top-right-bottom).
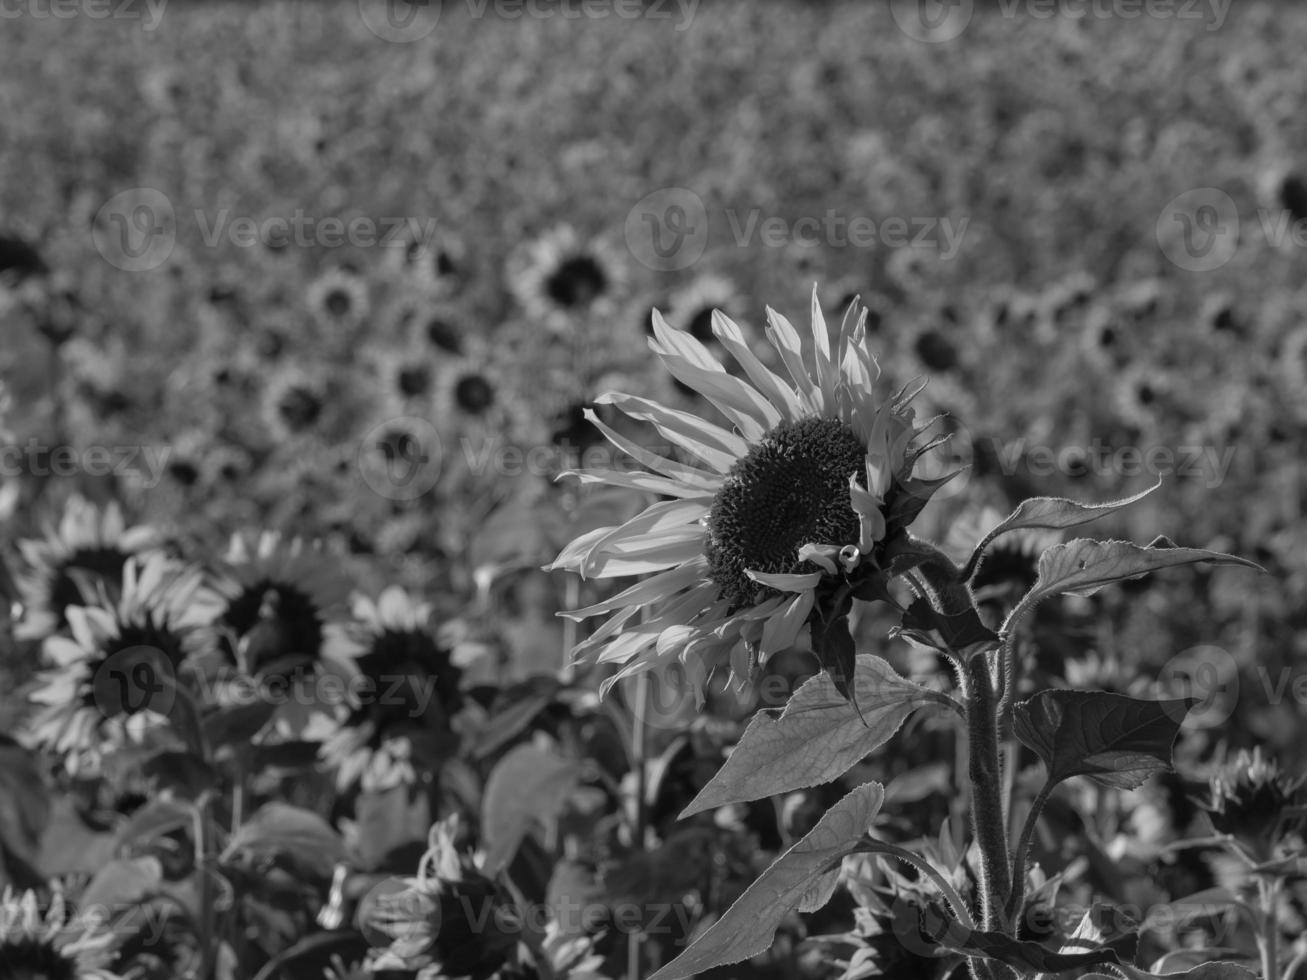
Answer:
xmin=650 ymin=782 xmax=884 ymax=980
xmin=113 ymin=798 xmax=192 ymax=851
xmin=1014 ymin=691 xmax=1192 ymax=790
xmin=681 ymin=656 xmax=953 ymax=817
xmin=1029 ymin=537 xmax=1264 ymax=603
xmin=1114 ymin=964 xmax=1259 ymax=979
xmin=811 ymin=613 xmax=858 ymax=705
xmin=79 ymin=855 xmax=163 ymax=911
xmin=203 ymin=700 xmax=277 ymax=750
xmin=946 ymin=927 xmax=1123 ymax=974
xmin=354 ymin=785 xmax=431 ymax=872
xmin=895 ymin=597 xmax=998 ymax=654
xmin=482 ymin=743 xmax=579 ymax=875
xmin=221 ymin=803 xmax=345 ymax=880
xmin=0 ymin=738 xmax=50 ymax=880
xmin=965 ymin=482 xmax=1160 ymax=579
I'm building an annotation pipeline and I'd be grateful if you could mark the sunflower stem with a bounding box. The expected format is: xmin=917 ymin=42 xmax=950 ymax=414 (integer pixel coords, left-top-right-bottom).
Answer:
xmin=963 ymin=652 xmax=1012 ymax=933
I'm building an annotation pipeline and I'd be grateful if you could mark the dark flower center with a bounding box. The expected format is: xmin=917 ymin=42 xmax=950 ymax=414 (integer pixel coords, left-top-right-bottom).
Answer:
xmin=396 ymin=365 xmax=432 ymax=398
xmin=914 ymin=330 xmax=959 ymax=372
xmin=220 ymin=582 xmax=323 ymax=673
xmin=425 ymin=318 xmax=463 ymax=354
xmin=0 ymin=938 xmax=78 ymax=980
xmin=277 ymin=386 xmax=322 ymax=432
xmin=351 ymin=629 xmax=463 ymax=732
xmin=706 ymin=418 xmax=866 ymax=609
xmin=687 ymin=307 xmax=715 ymax=344
xmin=454 ymin=375 xmax=494 ymax=415
xmin=544 ymin=255 xmax=607 ymax=309
xmin=324 ymin=289 xmax=353 ymax=318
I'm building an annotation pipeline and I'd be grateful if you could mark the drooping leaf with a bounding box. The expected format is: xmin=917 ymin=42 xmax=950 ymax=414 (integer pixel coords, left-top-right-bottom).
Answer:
xmin=114 ymin=798 xmax=192 ymax=851
xmin=1029 ymin=538 xmax=1263 ymax=603
xmin=895 ymin=597 xmax=998 ymax=654
xmin=354 ymin=785 xmax=432 ymax=873
xmin=221 ymin=803 xmax=345 ymax=880
xmin=203 ymin=701 xmax=277 ymax=750
xmin=682 ymin=657 xmax=953 ymax=816
xmin=1115 ymin=963 xmax=1259 ymax=980
xmin=471 ymin=676 xmax=563 ymax=760
xmin=965 ymin=482 xmax=1160 ymax=578
xmin=945 ymin=926 xmax=1124 ymax=974
xmin=79 ymin=855 xmax=164 ymax=911
xmin=811 ymin=613 xmax=858 ymax=705
xmin=1014 ymin=690 xmax=1192 ymax=790
xmin=481 ymin=743 xmax=579 ymax=875
xmin=650 ymin=782 xmax=884 ymax=980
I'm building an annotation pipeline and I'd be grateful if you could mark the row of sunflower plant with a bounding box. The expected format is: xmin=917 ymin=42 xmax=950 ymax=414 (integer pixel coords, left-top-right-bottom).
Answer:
xmin=0 ymin=293 xmax=1304 ymax=980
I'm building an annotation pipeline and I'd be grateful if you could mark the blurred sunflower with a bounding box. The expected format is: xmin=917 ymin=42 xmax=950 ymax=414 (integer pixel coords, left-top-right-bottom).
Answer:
xmin=550 ymin=291 xmax=936 ymax=691
xmin=261 ymin=366 xmax=328 ymax=443
xmin=319 ymin=587 xmax=464 ymax=792
xmin=508 ymin=224 xmax=623 ymax=331
xmin=390 ymin=226 xmax=468 ymax=296
xmin=665 ymin=273 xmax=741 ymax=346
xmin=25 ymin=553 xmax=219 ymax=773
xmin=365 ymin=815 xmax=518 ymax=980
xmin=14 ymin=496 xmax=161 ymax=643
xmin=306 ymin=267 xmax=370 ymax=331
xmin=212 ymin=532 xmax=354 ymax=682
xmin=1202 ymin=746 xmax=1307 ymax=862
xmin=1111 ymin=362 xmax=1169 ymax=432
xmin=0 ymin=888 xmax=121 ymax=980
xmin=434 ymin=341 xmax=531 ymax=439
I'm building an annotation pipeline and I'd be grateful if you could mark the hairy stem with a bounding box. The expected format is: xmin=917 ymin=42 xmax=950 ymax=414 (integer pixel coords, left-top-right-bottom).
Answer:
xmin=964 ymin=653 xmax=1012 ymax=932
xmin=1004 ymin=778 xmax=1054 ymax=929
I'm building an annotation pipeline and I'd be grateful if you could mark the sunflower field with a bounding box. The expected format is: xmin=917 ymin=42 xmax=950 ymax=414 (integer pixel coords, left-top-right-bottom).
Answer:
xmin=2 ymin=2 xmax=1307 ymax=979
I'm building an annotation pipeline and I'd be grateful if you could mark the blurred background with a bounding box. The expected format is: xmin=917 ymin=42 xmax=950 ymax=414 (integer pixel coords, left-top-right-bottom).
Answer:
xmin=0 ymin=3 xmax=1303 ymax=754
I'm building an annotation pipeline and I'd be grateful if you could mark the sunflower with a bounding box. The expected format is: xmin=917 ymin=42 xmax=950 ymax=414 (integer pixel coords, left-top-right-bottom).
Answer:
xmin=318 ymin=587 xmax=464 ymax=792
xmin=0 ymin=888 xmax=122 ymax=980
xmin=508 ymin=224 xmax=623 ymax=331
xmin=549 ymin=289 xmax=944 ymax=694
xmin=14 ymin=496 xmax=161 ymax=644
xmin=260 ymin=366 xmax=328 ymax=443
xmin=24 ymin=553 xmax=220 ymax=774
xmin=211 ymin=531 xmax=355 ymax=680
xmin=388 ymin=226 xmax=468 ymax=296
xmin=306 ymin=267 xmax=370 ymax=331
xmin=364 ymin=815 xmax=518 ymax=980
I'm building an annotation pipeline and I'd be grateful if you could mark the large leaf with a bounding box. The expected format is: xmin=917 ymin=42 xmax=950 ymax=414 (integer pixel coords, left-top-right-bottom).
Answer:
xmin=221 ymin=803 xmax=345 ymax=879
xmin=0 ymin=738 xmax=50 ymax=882
xmin=681 ymin=656 xmax=954 ymax=816
xmin=79 ymin=855 xmax=164 ymax=911
xmin=1113 ymin=964 xmax=1260 ymax=980
xmin=965 ymin=482 xmax=1159 ymax=577
xmin=1014 ymin=691 xmax=1191 ymax=790
xmin=650 ymin=782 xmax=884 ymax=980
xmin=1029 ymin=538 xmax=1263 ymax=603
xmin=481 ymin=743 xmax=579 ymax=874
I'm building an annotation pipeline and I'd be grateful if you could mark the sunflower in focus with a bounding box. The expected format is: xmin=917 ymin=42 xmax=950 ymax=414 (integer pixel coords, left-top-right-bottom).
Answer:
xmin=550 ymin=290 xmax=948 ymax=695
xmin=319 ymin=587 xmax=464 ymax=792
xmin=24 ymin=553 xmax=219 ymax=774
xmin=0 ymin=888 xmax=121 ymax=980
xmin=14 ymin=496 xmax=161 ymax=644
